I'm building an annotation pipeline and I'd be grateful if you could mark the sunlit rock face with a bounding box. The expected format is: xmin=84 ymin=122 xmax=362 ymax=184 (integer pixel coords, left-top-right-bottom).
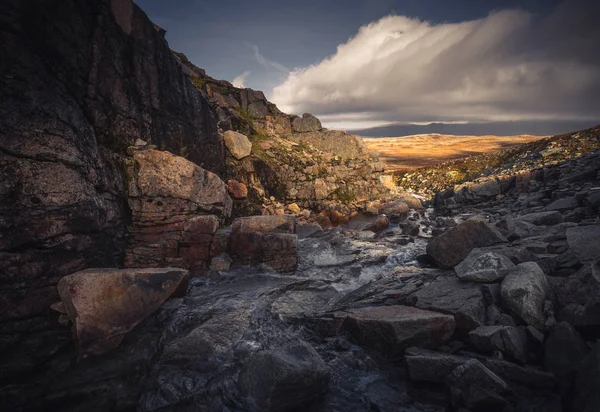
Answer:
xmin=125 ymin=147 xmax=231 ymax=271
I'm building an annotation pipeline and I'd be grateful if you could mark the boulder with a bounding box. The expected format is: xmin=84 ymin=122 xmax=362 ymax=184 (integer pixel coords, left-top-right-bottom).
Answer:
xmin=210 ymin=253 xmax=233 ymax=271
xmin=449 ymin=359 xmax=511 ymax=411
xmin=227 ymin=179 xmax=248 ymax=199
xmin=128 ymin=149 xmax=232 ymax=217
xmin=555 ymin=265 xmax=600 ymax=326
xmin=546 ymin=197 xmax=579 ymax=212
xmin=509 ymin=220 xmax=543 ymax=240
xmin=455 ymin=178 xmax=501 ymax=202
xmin=227 ymin=232 xmax=298 ymax=273
xmin=401 ymin=220 xmax=420 ymax=236
xmin=469 ymin=326 xmax=528 ymax=363
xmin=380 ymin=201 xmax=409 ymax=221
xmin=572 ymin=343 xmax=600 ymax=412
xmin=501 ymin=262 xmax=549 ymax=328
xmin=231 ymin=215 xmax=296 ymax=234
xmin=286 ymin=203 xmax=301 ymax=215
xmin=406 ymin=348 xmax=555 ymax=388
xmin=291 ymin=113 xmax=322 ymax=133
xmin=517 ymin=211 xmax=563 ymax=226
xmin=238 ymin=341 xmax=330 ymax=412
xmin=340 ymin=305 xmax=455 ymax=356
xmin=223 ymin=130 xmax=252 ymax=159
xmin=125 ymin=149 xmax=231 ymax=270
xmin=455 ymin=250 xmax=516 ymax=283
xmin=543 ymin=322 xmax=587 ymax=393
xmin=364 ymin=215 xmax=390 ymax=233
xmin=57 ymin=267 xmax=188 ymax=355
xmin=566 ymin=225 xmax=600 ymax=263
xmin=426 ymin=217 xmax=507 ymax=268
xmin=397 ymin=195 xmax=423 ymax=210
xmin=475 ymin=245 xmax=537 ymax=265
xmin=406 ymin=347 xmax=468 ymax=382
xmin=408 ymin=276 xmax=486 ymax=332
xmin=296 ymin=222 xmax=323 ymax=239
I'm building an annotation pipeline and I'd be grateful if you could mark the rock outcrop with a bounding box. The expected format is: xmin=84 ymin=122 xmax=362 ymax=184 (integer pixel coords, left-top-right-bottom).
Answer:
xmin=56 ymin=267 xmax=188 ymax=355
xmin=227 ymin=215 xmax=298 ymax=272
xmin=125 ymin=146 xmax=232 ymax=271
xmin=178 ymin=55 xmax=393 ymax=217
xmin=0 ymin=0 xmax=223 ymax=367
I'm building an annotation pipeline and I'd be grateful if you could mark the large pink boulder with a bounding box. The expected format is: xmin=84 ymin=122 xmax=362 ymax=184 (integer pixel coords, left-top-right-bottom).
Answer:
xmin=57 ymin=267 xmax=188 ymax=355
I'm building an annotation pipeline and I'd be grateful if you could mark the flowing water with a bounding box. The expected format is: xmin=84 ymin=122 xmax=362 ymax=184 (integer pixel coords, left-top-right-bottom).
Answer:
xmin=39 ymin=211 xmax=452 ymax=412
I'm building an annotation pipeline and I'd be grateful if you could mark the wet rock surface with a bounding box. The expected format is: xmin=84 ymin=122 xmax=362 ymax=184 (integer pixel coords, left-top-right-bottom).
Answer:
xmin=1 ymin=0 xmax=600 ymax=410
xmin=5 ymin=141 xmax=600 ymax=411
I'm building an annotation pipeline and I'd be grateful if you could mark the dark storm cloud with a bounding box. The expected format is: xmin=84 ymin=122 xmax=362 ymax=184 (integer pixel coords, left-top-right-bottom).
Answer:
xmin=271 ymin=0 xmax=600 ymax=130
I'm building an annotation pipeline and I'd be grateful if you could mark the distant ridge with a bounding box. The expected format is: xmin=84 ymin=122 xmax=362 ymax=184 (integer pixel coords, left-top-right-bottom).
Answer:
xmin=351 ymin=120 xmax=599 ymax=137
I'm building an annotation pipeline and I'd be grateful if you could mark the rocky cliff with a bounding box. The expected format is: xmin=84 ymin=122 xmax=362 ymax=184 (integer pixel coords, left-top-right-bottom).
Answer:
xmin=173 ymin=55 xmax=393 ymax=217
xmin=0 ymin=0 xmax=392 ymax=396
xmin=0 ymin=0 xmax=225 ymax=372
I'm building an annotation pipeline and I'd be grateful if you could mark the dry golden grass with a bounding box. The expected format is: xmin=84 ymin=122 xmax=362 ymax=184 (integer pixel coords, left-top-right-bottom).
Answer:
xmin=363 ymin=134 xmax=547 ymax=170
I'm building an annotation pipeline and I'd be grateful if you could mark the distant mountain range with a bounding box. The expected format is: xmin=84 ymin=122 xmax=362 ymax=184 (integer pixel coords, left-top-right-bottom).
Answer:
xmin=350 ymin=120 xmax=599 ymax=137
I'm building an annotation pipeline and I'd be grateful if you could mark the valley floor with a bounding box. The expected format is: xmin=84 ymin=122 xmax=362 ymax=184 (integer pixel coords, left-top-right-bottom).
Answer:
xmin=363 ymin=134 xmax=546 ymax=170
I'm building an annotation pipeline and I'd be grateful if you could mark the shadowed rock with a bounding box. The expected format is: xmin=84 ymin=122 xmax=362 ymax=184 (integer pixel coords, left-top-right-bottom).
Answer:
xmin=455 ymin=250 xmax=516 ymax=282
xmin=449 ymin=359 xmax=511 ymax=411
xmin=501 ymin=262 xmax=549 ymax=328
xmin=543 ymin=321 xmax=587 ymax=393
xmin=517 ymin=211 xmax=563 ymax=226
xmin=567 ymin=225 xmax=600 ymax=263
xmin=339 ymin=305 xmax=456 ymax=356
xmin=408 ymin=276 xmax=486 ymax=333
xmin=572 ymin=343 xmax=600 ymax=412
xmin=469 ymin=325 xmax=528 ymax=363
xmin=238 ymin=341 xmax=330 ymax=412
xmin=426 ymin=217 xmax=507 ymax=268
xmin=57 ymin=267 xmax=188 ymax=355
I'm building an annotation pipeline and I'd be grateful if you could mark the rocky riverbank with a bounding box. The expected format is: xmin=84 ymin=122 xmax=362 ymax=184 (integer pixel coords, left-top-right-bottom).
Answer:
xmin=4 ymin=132 xmax=600 ymax=411
xmin=2 ymin=0 xmax=600 ymax=411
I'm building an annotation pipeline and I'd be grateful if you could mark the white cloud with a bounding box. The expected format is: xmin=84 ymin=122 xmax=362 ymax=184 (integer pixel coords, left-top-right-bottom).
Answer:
xmin=270 ymin=1 xmax=600 ymax=130
xmin=245 ymin=43 xmax=290 ymax=74
xmin=232 ymin=70 xmax=250 ymax=88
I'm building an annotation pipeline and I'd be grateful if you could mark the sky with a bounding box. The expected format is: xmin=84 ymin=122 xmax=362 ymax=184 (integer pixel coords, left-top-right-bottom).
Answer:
xmin=136 ymin=0 xmax=600 ymax=133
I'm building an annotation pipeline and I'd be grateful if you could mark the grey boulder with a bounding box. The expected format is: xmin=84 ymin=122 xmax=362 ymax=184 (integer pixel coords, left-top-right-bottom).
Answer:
xmin=567 ymin=225 xmax=600 ymax=263
xmin=426 ymin=217 xmax=507 ymax=269
xmin=501 ymin=262 xmax=549 ymax=328
xmin=455 ymin=250 xmax=516 ymax=282
xmin=469 ymin=325 xmax=528 ymax=363
xmin=449 ymin=359 xmax=511 ymax=411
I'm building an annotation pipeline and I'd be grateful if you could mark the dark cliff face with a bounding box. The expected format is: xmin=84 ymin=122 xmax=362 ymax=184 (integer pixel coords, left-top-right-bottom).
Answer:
xmin=0 ymin=0 xmax=223 ymax=341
